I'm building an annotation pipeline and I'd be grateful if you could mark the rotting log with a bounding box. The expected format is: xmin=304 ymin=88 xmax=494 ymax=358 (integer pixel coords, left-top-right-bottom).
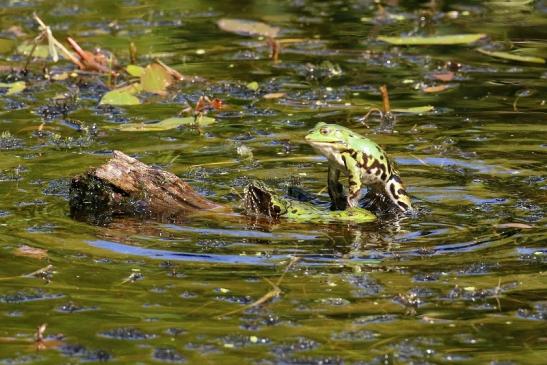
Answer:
xmin=70 ymin=150 xmax=228 ymax=224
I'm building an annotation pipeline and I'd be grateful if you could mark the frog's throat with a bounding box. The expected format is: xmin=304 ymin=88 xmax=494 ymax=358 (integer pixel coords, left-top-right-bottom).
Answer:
xmin=308 ymin=142 xmax=346 ymax=165
xmin=384 ymin=174 xmax=412 ymax=211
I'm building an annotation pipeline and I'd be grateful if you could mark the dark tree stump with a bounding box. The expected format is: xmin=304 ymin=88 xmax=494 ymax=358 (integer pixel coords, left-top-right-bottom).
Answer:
xmin=70 ymin=150 xmax=228 ymax=224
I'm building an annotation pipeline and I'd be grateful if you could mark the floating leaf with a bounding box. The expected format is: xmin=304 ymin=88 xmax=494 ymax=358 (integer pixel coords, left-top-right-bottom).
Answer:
xmin=487 ymin=0 xmax=533 ymax=8
xmin=0 ymin=81 xmax=26 ymax=95
xmin=392 ymin=105 xmax=434 ymax=113
xmin=512 ymin=46 xmax=547 ymax=59
xmin=377 ymin=33 xmax=486 ymax=45
xmin=99 ymin=84 xmax=142 ymax=106
xmin=217 ymin=18 xmax=280 ymax=38
xmin=477 ymin=48 xmax=545 ymax=64
xmin=126 ymin=64 xmax=145 ymax=77
xmin=141 ymin=63 xmax=174 ymax=94
xmin=246 ymin=81 xmax=259 ymax=91
xmin=116 ymin=116 xmax=215 ymax=131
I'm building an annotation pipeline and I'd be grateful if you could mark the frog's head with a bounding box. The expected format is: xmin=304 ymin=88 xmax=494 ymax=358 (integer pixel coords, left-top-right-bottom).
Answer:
xmin=305 ymin=122 xmax=347 ymax=144
xmin=305 ymin=123 xmax=353 ymax=162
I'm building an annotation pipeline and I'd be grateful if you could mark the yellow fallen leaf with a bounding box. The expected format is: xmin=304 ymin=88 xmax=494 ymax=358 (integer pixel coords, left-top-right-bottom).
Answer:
xmin=217 ymin=18 xmax=280 ymax=38
xmin=392 ymin=105 xmax=435 ymax=113
xmin=263 ymin=92 xmax=286 ymax=99
xmin=378 ymin=33 xmax=486 ymax=45
xmin=115 ymin=116 xmax=215 ymax=131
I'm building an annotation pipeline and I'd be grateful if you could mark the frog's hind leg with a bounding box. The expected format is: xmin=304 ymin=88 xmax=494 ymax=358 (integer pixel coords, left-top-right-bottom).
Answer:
xmin=384 ymin=174 xmax=412 ymax=212
xmin=328 ymin=166 xmax=346 ymax=210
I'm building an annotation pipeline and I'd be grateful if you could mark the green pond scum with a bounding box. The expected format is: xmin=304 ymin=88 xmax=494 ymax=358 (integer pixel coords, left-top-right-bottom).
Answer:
xmin=0 ymin=1 xmax=546 ymax=364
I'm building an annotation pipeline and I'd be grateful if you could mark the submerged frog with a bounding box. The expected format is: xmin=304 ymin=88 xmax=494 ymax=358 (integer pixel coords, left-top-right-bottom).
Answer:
xmin=305 ymin=122 xmax=412 ymax=212
xmin=243 ymin=180 xmax=376 ymax=223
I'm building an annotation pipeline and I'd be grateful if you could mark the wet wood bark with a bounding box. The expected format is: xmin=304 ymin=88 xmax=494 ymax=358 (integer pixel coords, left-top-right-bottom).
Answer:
xmin=69 ymin=150 xmax=228 ymax=224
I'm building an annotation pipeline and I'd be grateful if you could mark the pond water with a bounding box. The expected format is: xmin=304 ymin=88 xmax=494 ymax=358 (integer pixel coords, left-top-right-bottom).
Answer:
xmin=0 ymin=0 xmax=546 ymax=364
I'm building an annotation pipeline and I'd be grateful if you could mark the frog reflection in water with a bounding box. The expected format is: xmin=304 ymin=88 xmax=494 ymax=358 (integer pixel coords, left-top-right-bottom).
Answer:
xmin=305 ymin=123 xmax=412 ymax=212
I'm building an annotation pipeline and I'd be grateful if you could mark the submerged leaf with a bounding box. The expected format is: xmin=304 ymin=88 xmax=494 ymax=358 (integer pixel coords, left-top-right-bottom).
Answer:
xmin=378 ymin=34 xmax=486 ymax=45
xmin=116 ymin=116 xmax=215 ymax=131
xmin=16 ymin=43 xmax=50 ymax=58
xmin=217 ymin=18 xmax=280 ymax=38
xmin=0 ymin=81 xmax=26 ymax=95
xmin=0 ymin=38 xmax=14 ymax=54
xmin=141 ymin=63 xmax=174 ymax=94
xmin=100 ymin=91 xmax=140 ymax=106
xmin=99 ymin=84 xmax=142 ymax=106
xmin=477 ymin=48 xmax=545 ymax=64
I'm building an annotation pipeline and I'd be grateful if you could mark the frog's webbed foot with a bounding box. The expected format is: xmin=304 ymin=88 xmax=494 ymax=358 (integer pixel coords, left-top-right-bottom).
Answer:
xmin=346 ymin=196 xmax=359 ymax=209
xmin=362 ymin=187 xmax=413 ymax=216
xmin=362 ymin=189 xmax=390 ymax=213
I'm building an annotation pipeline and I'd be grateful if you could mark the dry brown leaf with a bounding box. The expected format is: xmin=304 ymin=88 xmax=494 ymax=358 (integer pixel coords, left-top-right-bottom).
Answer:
xmin=432 ymin=71 xmax=455 ymax=82
xmin=14 ymin=245 xmax=48 ymax=259
xmin=423 ymin=84 xmax=452 ymax=93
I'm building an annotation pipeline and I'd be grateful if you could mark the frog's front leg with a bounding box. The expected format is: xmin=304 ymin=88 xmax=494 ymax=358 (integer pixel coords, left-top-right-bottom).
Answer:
xmin=328 ymin=166 xmax=346 ymax=210
xmin=341 ymin=152 xmax=362 ymax=208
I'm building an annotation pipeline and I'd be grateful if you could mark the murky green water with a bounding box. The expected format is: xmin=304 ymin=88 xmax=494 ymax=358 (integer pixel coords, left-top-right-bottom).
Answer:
xmin=0 ymin=1 xmax=546 ymax=364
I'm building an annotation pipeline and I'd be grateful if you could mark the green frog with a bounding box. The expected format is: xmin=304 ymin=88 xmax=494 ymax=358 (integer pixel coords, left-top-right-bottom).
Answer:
xmin=243 ymin=180 xmax=376 ymax=223
xmin=305 ymin=122 xmax=412 ymax=212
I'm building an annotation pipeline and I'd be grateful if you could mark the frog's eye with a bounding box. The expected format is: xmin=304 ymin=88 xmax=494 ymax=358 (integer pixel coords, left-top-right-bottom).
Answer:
xmin=320 ymin=127 xmax=330 ymax=135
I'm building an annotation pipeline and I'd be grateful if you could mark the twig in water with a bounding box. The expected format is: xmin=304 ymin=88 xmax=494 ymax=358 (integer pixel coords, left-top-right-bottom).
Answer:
xmin=32 ymin=13 xmax=84 ymax=68
xmin=129 ymin=42 xmax=137 ymax=64
xmin=154 ymin=58 xmax=184 ymax=80
xmin=358 ymin=107 xmax=383 ymax=127
xmin=494 ymin=277 xmax=502 ymax=312
xmin=217 ymin=257 xmax=300 ymax=318
xmin=22 ymin=264 xmax=54 ymax=278
xmin=35 ymin=323 xmax=47 ymax=350
xmin=359 ymin=85 xmax=397 ymax=131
